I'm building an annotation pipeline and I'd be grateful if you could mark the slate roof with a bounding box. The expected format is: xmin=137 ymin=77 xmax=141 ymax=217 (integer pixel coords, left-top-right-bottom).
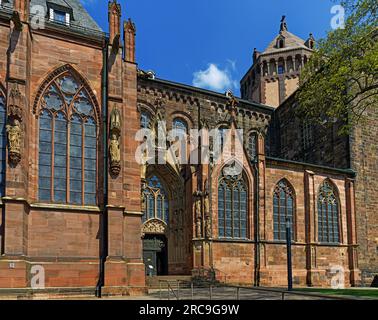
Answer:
xmin=262 ymin=30 xmax=310 ymax=55
xmin=2 ymin=0 xmax=102 ymax=32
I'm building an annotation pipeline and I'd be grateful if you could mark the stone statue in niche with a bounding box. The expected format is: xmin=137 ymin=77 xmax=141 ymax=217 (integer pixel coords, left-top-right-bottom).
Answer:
xmin=204 ymin=193 xmax=210 ymax=216
xmin=196 ymin=218 xmax=202 ymax=238
xmin=6 ymin=119 xmax=22 ymax=165
xmin=141 ymin=143 xmax=148 ymax=181
xmin=109 ymin=106 xmax=121 ymax=176
xmin=6 ymin=83 xmax=24 ymax=166
xmin=205 ymin=215 xmax=212 ymax=239
xmin=204 ymin=192 xmax=211 ymax=239
xmin=195 ymin=198 xmax=201 ymax=218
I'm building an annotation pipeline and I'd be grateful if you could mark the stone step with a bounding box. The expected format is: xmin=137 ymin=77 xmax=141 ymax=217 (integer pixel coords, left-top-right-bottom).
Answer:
xmin=147 ymin=276 xmax=192 ymax=289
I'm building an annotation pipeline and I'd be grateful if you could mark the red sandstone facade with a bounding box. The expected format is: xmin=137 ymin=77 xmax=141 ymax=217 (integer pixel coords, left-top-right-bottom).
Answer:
xmin=0 ymin=0 xmax=366 ymax=295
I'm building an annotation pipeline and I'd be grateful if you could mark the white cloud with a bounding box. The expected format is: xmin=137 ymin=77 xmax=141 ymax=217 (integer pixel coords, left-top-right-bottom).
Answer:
xmin=192 ymin=63 xmax=238 ymax=93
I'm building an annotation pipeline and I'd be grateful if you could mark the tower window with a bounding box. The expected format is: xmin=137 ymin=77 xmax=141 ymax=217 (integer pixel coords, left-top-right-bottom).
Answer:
xmin=277 ymin=38 xmax=285 ymax=49
xmin=278 ymin=65 xmax=285 ymax=74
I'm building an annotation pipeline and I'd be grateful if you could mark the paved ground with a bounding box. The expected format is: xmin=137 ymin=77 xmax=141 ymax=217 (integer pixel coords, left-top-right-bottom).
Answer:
xmin=1 ymin=286 xmax=364 ymax=300
xmin=57 ymin=287 xmax=338 ymax=300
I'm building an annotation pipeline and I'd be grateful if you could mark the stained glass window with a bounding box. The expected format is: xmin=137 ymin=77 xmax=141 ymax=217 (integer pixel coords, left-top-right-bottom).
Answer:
xmin=0 ymin=93 xmax=7 ymax=196
xmin=273 ymin=180 xmax=295 ymax=241
xmin=142 ymin=175 xmax=169 ymax=224
xmin=318 ymin=180 xmax=340 ymax=243
xmin=38 ymin=71 xmax=97 ymax=205
xmin=218 ymin=175 xmax=248 ymax=239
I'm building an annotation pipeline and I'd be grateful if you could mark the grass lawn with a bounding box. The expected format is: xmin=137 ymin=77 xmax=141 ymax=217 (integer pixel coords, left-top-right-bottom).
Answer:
xmin=295 ymin=288 xmax=378 ymax=299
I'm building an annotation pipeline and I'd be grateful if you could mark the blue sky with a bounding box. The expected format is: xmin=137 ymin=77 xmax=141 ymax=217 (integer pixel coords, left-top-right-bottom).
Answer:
xmin=81 ymin=0 xmax=336 ymax=96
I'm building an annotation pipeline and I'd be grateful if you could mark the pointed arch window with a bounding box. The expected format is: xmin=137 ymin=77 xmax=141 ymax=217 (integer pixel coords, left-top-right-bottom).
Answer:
xmin=142 ymin=175 xmax=169 ymax=224
xmin=318 ymin=180 xmax=340 ymax=243
xmin=273 ymin=180 xmax=295 ymax=241
xmin=38 ymin=72 xmax=97 ymax=205
xmin=248 ymin=132 xmax=257 ymax=162
xmin=0 ymin=93 xmax=6 ymax=196
xmin=218 ymin=174 xmax=248 ymax=239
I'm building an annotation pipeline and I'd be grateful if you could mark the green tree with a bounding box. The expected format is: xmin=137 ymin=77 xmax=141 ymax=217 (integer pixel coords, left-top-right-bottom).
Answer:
xmin=297 ymin=0 xmax=378 ymax=133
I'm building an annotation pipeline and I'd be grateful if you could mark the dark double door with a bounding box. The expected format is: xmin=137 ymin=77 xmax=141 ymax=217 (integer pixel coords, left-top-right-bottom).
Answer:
xmin=143 ymin=235 xmax=168 ymax=276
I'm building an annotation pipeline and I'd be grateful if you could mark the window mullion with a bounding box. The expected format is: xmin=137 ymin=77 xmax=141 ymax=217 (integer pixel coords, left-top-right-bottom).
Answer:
xmin=81 ymin=121 xmax=85 ymax=205
xmin=51 ymin=115 xmax=55 ymax=202
xmin=231 ymin=186 xmax=234 ymax=238
xmin=67 ymin=118 xmax=71 ymax=203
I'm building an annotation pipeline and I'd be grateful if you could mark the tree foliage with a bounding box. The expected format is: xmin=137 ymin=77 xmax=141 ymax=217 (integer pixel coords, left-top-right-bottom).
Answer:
xmin=297 ymin=0 xmax=378 ymax=133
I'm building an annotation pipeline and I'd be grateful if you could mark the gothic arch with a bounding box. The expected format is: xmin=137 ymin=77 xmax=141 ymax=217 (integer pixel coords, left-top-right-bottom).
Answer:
xmin=32 ymin=64 xmax=101 ymax=125
xmin=272 ymin=178 xmax=297 ymax=240
xmin=317 ymin=178 xmax=342 ymax=243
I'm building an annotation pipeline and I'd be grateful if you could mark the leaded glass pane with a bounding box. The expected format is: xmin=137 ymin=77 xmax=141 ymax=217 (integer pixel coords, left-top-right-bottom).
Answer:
xmin=273 ymin=180 xmax=295 ymax=241
xmin=38 ymin=72 xmax=97 ymax=206
xmin=39 ymin=111 xmax=52 ymax=201
xmin=0 ymin=95 xmax=6 ymax=196
xmin=74 ymin=91 xmax=93 ymax=116
xmin=44 ymin=91 xmax=63 ymax=111
xmin=172 ymin=118 xmax=187 ymax=137
xmin=59 ymin=76 xmax=79 ymax=95
xmin=70 ymin=115 xmax=82 ymax=204
xmin=84 ymin=118 xmax=96 ymax=205
xmin=142 ymin=175 xmax=169 ymax=224
xmin=157 ymin=195 xmax=163 ymax=220
xmin=218 ymin=184 xmax=225 ymax=237
xmin=218 ymin=178 xmax=248 ymax=239
xmin=141 ymin=112 xmax=150 ymax=129
xmin=318 ymin=181 xmax=340 ymax=243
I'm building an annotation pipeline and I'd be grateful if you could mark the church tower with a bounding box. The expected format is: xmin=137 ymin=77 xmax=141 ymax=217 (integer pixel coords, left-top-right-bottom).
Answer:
xmin=240 ymin=16 xmax=315 ymax=107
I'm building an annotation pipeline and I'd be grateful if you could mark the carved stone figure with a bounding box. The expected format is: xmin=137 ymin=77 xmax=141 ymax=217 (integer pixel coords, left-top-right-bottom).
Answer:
xmin=8 ymin=84 xmax=24 ymax=119
xmin=109 ymin=133 xmax=120 ymax=161
xmin=204 ymin=193 xmax=210 ymax=216
xmin=141 ymin=145 xmax=148 ymax=180
xmin=6 ymin=119 xmax=22 ymax=165
xmin=196 ymin=218 xmax=202 ymax=238
xmin=109 ymin=106 xmax=121 ymax=176
xmin=205 ymin=215 xmax=212 ymax=239
xmin=195 ymin=197 xmax=202 ymax=219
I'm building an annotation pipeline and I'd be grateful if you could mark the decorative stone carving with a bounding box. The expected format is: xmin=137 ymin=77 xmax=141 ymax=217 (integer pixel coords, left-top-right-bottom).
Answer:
xmin=109 ymin=106 xmax=121 ymax=176
xmin=205 ymin=215 xmax=212 ymax=239
xmin=195 ymin=197 xmax=202 ymax=219
xmin=141 ymin=146 xmax=148 ymax=181
xmin=194 ymin=191 xmax=203 ymax=238
xmin=142 ymin=219 xmax=167 ymax=235
xmin=6 ymin=119 xmax=22 ymax=165
xmin=137 ymin=69 xmax=156 ymax=79
xmin=226 ymin=90 xmax=238 ymax=115
xmin=196 ymin=218 xmax=202 ymax=239
xmin=204 ymin=192 xmax=210 ymax=216
xmin=6 ymin=84 xmax=24 ymax=166
xmin=8 ymin=84 xmax=24 ymax=119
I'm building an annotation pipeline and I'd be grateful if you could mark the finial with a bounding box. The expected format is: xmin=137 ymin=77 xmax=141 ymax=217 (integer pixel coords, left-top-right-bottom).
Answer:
xmin=280 ymin=15 xmax=288 ymax=32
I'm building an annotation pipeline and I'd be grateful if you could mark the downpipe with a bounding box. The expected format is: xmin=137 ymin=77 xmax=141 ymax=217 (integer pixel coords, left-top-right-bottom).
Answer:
xmin=95 ymin=35 xmax=109 ymax=298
